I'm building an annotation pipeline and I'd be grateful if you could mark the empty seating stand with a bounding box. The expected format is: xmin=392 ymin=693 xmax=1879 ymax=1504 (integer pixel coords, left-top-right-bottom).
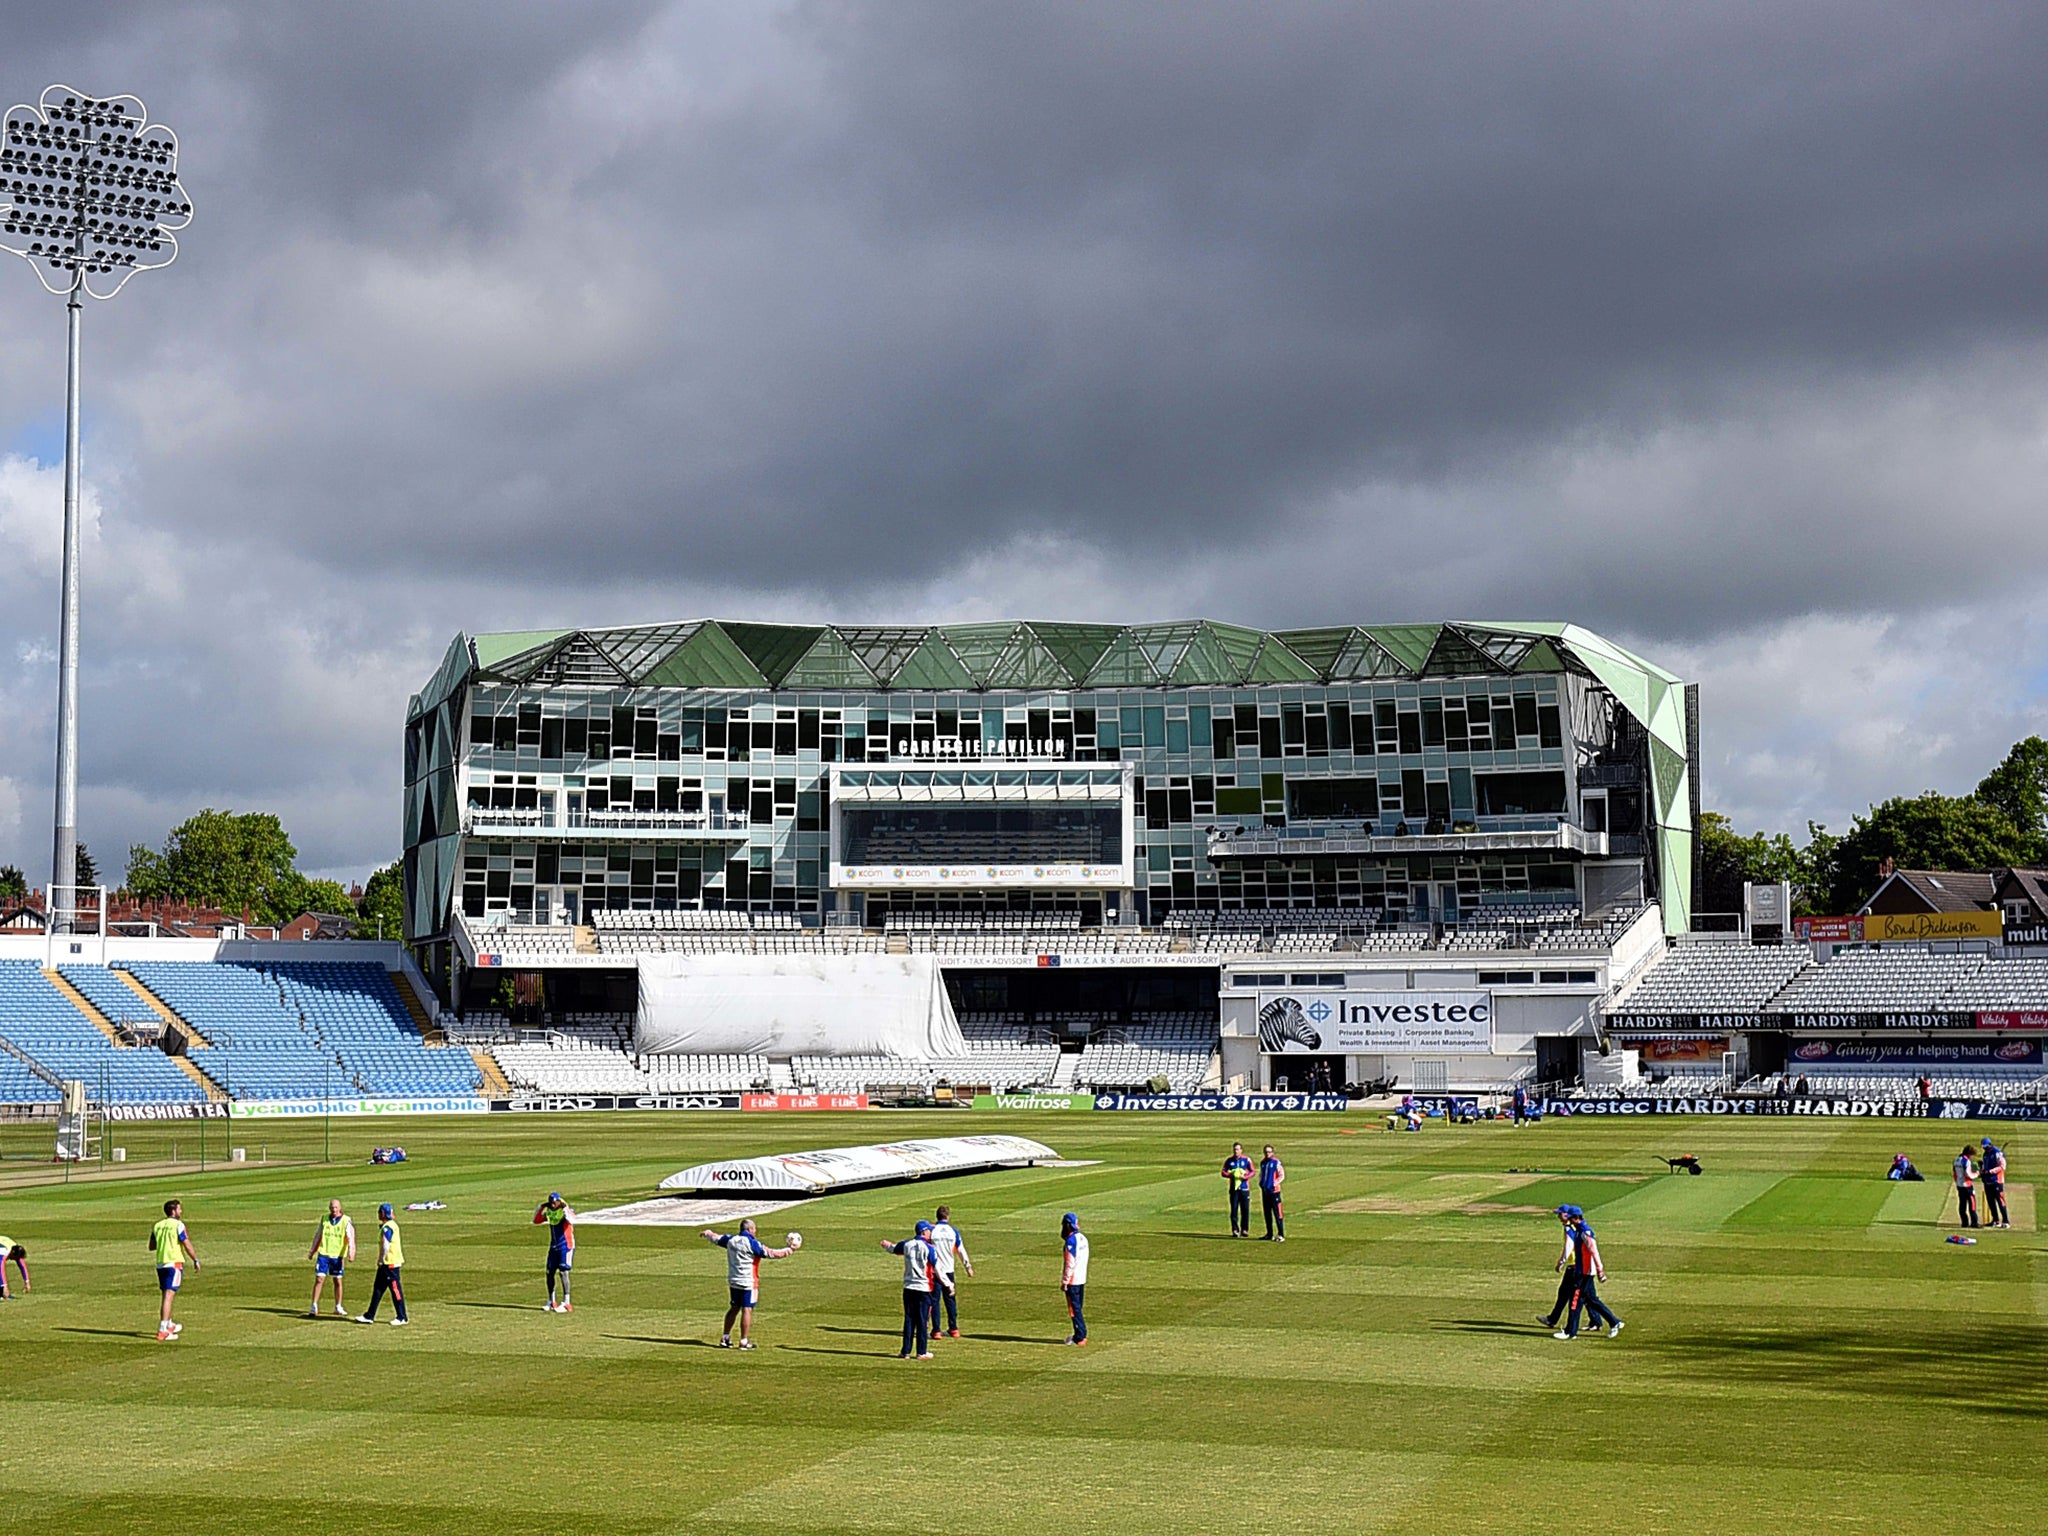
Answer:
xmin=1613 ymin=944 xmax=1815 ymax=1016
xmin=121 ymin=961 xmax=479 ymax=1099
xmin=0 ymin=962 xmax=200 ymax=1104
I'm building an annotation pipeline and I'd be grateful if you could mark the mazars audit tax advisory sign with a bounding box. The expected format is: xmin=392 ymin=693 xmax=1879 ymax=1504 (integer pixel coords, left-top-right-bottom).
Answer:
xmin=1256 ymin=990 xmax=1494 ymax=1053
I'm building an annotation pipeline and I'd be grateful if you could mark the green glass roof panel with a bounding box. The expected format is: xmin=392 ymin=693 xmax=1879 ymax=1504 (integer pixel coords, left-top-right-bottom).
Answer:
xmin=1421 ymin=626 xmax=1510 ymax=676
xmin=1245 ymin=636 xmax=1321 ymax=682
xmin=591 ymin=624 xmax=700 ymax=682
xmin=1132 ymin=621 xmax=1204 ymax=679
xmin=1361 ymin=624 xmax=1440 ymax=672
xmin=474 ymin=629 xmax=569 ymax=671
xmin=530 ymin=633 xmax=636 ymax=685
xmin=838 ymin=627 xmax=932 ymax=686
xmin=1514 ymin=637 xmax=1568 ymax=674
xmin=1269 ymin=627 xmax=1352 ymax=680
xmin=1324 ymin=629 xmax=1406 ymax=680
xmin=781 ymin=629 xmax=880 ymax=688
xmin=1029 ymin=623 xmax=1122 ymax=682
xmin=1084 ymin=629 xmax=1162 ymax=686
xmin=987 ymin=628 xmax=1073 ymax=688
xmin=894 ymin=634 xmax=978 ymax=689
xmin=936 ymin=624 xmax=1021 ymax=686
xmin=1169 ymin=623 xmax=1242 ymax=684
xmin=641 ymin=622 xmax=769 ymax=688
xmin=720 ymin=623 xmax=824 ymax=687
xmin=1458 ymin=625 xmax=1539 ymax=669
xmin=1205 ymin=621 xmax=1268 ymax=680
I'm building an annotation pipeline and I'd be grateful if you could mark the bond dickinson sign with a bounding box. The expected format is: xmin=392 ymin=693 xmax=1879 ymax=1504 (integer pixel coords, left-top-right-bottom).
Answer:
xmin=1256 ymin=990 xmax=1494 ymax=1054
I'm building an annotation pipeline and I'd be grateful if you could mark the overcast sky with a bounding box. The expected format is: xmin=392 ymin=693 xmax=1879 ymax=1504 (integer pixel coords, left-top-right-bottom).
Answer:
xmin=3 ymin=2 xmax=2047 ymax=883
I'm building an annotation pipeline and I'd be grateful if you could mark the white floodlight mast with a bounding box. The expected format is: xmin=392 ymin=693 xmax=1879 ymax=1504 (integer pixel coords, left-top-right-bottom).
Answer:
xmin=0 ymin=85 xmax=192 ymax=930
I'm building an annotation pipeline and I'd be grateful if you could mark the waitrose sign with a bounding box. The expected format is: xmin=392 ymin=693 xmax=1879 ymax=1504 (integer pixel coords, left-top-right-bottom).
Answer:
xmin=973 ymin=1092 xmax=1093 ymax=1111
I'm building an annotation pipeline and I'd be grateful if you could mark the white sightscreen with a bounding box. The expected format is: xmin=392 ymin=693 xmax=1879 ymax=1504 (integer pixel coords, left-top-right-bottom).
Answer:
xmin=635 ymin=953 xmax=968 ymax=1058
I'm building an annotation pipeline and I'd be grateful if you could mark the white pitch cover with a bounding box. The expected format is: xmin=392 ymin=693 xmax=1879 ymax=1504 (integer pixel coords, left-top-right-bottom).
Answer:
xmin=635 ymin=952 xmax=969 ymax=1058
xmin=659 ymin=1133 xmax=1060 ymax=1194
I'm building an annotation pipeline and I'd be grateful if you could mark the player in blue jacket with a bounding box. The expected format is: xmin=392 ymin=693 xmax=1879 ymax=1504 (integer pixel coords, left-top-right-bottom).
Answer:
xmin=1556 ymin=1217 xmax=1623 ymax=1340
xmin=882 ymin=1220 xmax=938 ymax=1359
xmin=1222 ymin=1143 xmax=1254 ymax=1237
xmin=1258 ymin=1145 xmax=1286 ymax=1241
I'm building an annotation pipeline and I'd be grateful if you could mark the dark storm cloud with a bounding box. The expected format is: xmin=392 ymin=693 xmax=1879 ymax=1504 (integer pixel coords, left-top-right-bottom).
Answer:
xmin=1 ymin=2 xmax=2046 ymax=874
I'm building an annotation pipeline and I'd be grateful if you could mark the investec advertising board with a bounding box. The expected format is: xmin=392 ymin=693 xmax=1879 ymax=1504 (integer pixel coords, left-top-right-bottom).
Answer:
xmin=1256 ymin=990 xmax=1494 ymax=1054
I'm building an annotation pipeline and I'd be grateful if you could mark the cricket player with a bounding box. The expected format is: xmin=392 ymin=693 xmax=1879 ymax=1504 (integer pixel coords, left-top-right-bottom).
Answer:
xmin=1538 ymin=1204 xmax=1583 ymax=1329
xmin=703 ymin=1218 xmax=796 ymax=1349
xmin=1980 ymin=1139 xmax=2010 ymax=1229
xmin=1222 ymin=1143 xmax=1254 ymax=1237
xmin=1556 ymin=1216 xmax=1622 ymax=1340
xmin=1953 ymin=1146 xmax=1980 ymax=1229
xmin=881 ymin=1220 xmax=937 ymax=1359
xmin=1258 ymin=1145 xmax=1286 ymax=1241
xmin=1061 ymin=1211 xmax=1090 ymax=1345
xmin=357 ymin=1203 xmax=409 ymax=1326
xmin=929 ymin=1205 xmax=973 ymax=1337
xmin=535 ymin=1192 xmax=576 ymax=1311
xmin=0 ymin=1236 xmax=27 ymax=1299
xmin=151 ymin=1198 xmax=199 ymax=1341
xmin=307 ymin=1198 xmax=356 ymax=1317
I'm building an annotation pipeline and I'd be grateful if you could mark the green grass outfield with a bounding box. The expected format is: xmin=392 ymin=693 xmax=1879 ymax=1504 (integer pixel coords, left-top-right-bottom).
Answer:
xmin=0 ymin=1110 xmax=2042 ymax=1535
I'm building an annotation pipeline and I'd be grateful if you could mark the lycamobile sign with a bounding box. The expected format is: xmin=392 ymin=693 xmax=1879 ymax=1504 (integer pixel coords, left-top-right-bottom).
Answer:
xmin=972 ymin=1093 xmax=1093 ymax=1111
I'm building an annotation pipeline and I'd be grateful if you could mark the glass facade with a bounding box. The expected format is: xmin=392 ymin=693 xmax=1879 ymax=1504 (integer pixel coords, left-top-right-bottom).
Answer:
xmin=403 ymin=621 xmax=1696 ymax=939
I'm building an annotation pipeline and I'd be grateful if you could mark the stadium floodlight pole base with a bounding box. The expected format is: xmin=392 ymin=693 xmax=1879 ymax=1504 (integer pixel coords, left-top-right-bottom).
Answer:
xmin=49 ymin=268 xmax=82 ymax=932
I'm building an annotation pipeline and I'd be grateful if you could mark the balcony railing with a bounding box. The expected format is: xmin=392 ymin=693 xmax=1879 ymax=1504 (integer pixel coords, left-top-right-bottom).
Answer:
xmin=465 ymin=808 xmax=752 ymax=837
xmin=1206 ymin=815 xmax=1607 ymax=858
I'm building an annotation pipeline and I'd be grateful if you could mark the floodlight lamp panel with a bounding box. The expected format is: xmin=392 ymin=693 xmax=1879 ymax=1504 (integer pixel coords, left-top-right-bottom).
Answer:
xmin=0 ymin=83 xmax=190 ymax=297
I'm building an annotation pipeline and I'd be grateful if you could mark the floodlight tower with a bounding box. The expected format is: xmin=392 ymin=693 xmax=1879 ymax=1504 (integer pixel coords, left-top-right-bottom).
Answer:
xmin=0 ymin=86 xmax=193 ymax=930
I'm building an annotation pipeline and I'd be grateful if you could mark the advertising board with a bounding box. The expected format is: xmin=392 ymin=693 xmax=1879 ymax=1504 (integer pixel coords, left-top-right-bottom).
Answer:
xmin=1092 ymin=1092 xmax=1351 ymax=1111
xmin=1255 ymin=990 xmax=1492 ymax=1054
xmin=971 ymin=1093 xmax=1093 ymax=1110
xmin=740 ymin=1093 xmax=868 ymax=1112
xmin=226 ymin=1096 xmax=489 ymax=1118
xmin=492 ymin=1093 xmax=744 ymax=1113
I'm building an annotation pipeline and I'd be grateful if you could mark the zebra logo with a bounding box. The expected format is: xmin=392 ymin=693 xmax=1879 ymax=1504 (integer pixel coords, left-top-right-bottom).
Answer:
xmin=1258 ymin=996 xmax=1321 ymax=1052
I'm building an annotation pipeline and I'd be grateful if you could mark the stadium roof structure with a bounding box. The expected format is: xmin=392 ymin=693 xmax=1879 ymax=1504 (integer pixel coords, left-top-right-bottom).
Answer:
xmin=443 ymin=618 xmax=1676 ymax=696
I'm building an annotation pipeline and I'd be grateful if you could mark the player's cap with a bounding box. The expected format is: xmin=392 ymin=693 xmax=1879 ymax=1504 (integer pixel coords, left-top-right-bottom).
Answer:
xmin=1062 ymin=1211 xmax=1079 ymax=1227
xmin=548 ymin=1191 xmax=562 ymax=1202
xmin=379 ymin=1203 xmax=393 ymax=1217
xmin=1981 ymin=1137 xmax=1993 ymax=1146
xmin=1554 ymin=1204 xmax=1582 ymax=1217
xmin=915 ymin=1220 xmax=933 ymax=1234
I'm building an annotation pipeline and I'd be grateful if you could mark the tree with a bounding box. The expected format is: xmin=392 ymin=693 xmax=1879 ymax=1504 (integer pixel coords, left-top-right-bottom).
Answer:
xmin=1697 ymin=812 xmax=1806 ymax=916
xmin=1824 ymin=792 xmax=2031 ymax=913
xmin=73 ymin=842 xmax=99 ymax=888
xmin=298 ymin=877 xmax=355 ymax=916
xmin=1975 ymin=735 xmax=2048 ymax=861
xmin=125 ymin=810 xmax=308 ymax=925
xmin=0 ymin=864 xmax=24 ymax=902
xmin=356 ymin=861 xmax=404 ymax=940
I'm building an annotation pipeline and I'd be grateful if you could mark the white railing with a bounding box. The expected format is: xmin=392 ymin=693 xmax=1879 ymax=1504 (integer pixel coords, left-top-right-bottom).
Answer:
xmin=466 ymin=809 xmax=751 ymax=835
